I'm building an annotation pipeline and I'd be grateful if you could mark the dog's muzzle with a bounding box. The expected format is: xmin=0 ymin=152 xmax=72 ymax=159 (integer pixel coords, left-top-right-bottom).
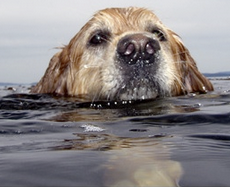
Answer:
xmin=112 ymin=34 xmax=163 ymax=100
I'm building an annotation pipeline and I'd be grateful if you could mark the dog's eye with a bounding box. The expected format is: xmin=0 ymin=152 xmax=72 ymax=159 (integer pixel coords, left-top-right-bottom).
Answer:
xmin=89 ymin=32 xmax=108 ymax=46
xmin=152 ymin=29 xmax=166 ymax=41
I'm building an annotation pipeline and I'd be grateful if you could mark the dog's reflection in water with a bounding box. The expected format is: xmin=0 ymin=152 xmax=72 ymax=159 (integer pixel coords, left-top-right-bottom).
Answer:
xmin=56 ymin=133 xmax=183 ymax=187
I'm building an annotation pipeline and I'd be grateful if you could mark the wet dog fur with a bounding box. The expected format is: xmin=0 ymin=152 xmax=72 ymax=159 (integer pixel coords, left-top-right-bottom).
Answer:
xmin=31 ymin=7 xmax=213 ymax=101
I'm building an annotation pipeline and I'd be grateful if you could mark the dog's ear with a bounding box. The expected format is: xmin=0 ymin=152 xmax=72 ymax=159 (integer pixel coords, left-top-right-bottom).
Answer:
xmin=170 ymin=32 xmax=214 ymax=94
xmin=30 ymin=48 xmax=71 ymax=95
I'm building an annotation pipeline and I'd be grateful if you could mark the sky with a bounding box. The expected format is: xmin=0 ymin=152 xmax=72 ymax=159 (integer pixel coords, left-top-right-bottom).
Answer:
xmin=1 ymin=0 xmax=230 ymax=83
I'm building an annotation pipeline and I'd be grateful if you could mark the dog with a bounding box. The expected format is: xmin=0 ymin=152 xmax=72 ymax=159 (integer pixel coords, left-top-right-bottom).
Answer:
xmin=31 ymin=7 xmax=213 ymax=101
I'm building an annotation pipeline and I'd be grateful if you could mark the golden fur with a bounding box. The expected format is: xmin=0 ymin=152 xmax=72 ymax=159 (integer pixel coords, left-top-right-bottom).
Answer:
xmin=31 ymin=7 xmax=213 ymax=100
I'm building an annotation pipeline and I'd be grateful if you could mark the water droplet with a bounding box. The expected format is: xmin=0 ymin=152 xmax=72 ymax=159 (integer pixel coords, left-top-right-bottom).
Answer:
xmin=122 ymin=100 xmax=127 ymax=105
xmin=194 ymin=103 xmax=202 ymax=108
xmin=188 ymin=93 xmax=196 ymax=97
xmin=121 ymin=85 xmax=126 ymax=89
xmin=83 ymin=65 xmax=88 ymax=68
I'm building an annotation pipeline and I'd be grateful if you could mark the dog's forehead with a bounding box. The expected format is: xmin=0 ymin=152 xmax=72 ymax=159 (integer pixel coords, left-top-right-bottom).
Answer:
xmin=89 ymin=7 xmax=161 ymax=33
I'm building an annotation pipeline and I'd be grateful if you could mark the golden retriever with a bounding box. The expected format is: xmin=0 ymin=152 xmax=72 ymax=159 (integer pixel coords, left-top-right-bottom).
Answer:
xmin=31 ymin=7 xmax=213 ymax=101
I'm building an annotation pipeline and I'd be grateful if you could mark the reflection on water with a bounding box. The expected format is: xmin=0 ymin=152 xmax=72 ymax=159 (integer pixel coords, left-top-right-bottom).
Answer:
xmin=1 ymin=79 xmax=230 ymax=186
xmin=54 ymin=133 xmax=182 ymax=186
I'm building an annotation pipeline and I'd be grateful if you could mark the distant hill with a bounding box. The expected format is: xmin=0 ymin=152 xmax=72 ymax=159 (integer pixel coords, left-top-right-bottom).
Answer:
xmin=203 ymin=72 xmax=230 ymax=77
xmin=0 ymin=82 xmax=20 ymax=86
xmin=0 ymin=82 xmax=35 ymax=86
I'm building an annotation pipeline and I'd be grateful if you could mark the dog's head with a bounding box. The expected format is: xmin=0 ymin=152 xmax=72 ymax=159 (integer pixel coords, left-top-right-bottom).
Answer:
xmin=32 ymin=7 xmax=213 ymax=101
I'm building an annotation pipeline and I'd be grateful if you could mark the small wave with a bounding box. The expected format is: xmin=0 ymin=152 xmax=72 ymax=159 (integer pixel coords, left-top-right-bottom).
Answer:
xmin=129 ymin=112 xmax=230 ymax=125
xmin=188 ymin=133 xmax=230 ymax=141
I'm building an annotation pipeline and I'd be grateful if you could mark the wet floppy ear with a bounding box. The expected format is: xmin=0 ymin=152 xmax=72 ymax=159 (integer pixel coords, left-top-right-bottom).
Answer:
xmin=30 ymin=48 xmax=71 ymax=95
xmin=171 ymin=33 xmax=214 ymax=94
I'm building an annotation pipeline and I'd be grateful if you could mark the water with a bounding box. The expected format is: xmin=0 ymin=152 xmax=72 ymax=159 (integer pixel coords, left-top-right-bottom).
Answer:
xmin=0 ymin=79 xmax=230 ymax=186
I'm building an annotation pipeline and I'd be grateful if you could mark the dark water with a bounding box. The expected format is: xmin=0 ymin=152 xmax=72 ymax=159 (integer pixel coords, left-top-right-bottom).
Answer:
xmin=1 ymin=79 xmax=230 ymax=186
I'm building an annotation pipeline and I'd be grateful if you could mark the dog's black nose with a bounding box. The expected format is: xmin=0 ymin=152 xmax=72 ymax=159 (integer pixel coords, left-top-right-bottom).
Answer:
xmin=117 ymin=34 xmax=160 ymax=65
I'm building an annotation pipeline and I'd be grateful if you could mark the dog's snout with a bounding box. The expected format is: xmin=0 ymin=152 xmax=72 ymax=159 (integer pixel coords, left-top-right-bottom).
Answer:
xmin=117 ymin=34 xmax=160 ymax=65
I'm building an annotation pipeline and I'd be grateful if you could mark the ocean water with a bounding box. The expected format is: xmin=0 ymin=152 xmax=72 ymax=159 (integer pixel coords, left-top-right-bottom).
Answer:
xmin=0 ymin=78 xmax=230 ymax=186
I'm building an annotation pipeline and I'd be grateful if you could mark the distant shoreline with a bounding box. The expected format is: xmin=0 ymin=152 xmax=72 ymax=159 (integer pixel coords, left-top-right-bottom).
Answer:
xmin=0 ymin=83 xmax=35 ymax=86
xmin=203 ymin=72 xmax=230 ymax=77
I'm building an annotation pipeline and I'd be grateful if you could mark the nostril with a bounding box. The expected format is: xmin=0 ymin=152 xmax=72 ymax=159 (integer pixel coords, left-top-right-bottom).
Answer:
xmin=145 ymin=43 xmax=155 ymax=55
xmin=124 ymin=43 xmax=135 ymax=56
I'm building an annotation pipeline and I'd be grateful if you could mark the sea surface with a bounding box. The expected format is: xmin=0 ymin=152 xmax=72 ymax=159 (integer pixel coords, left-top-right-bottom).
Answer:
xmin=0 ymin=78 xmax=230 ymax=186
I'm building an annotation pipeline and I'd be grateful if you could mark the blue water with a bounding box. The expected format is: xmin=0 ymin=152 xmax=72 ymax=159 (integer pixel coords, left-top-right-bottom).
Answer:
xmin=0 ymin=78 xmax=230 ymax=186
